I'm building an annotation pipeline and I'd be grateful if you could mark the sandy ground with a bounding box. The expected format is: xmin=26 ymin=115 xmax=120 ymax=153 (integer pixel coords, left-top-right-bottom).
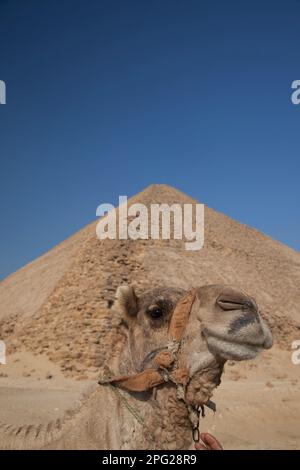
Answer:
xmin=0 ymin=351 xmax=92 ymax=426
xmin=0 ymin=347 xmax=299 ymax=449
xmin=203 ymin=348 xmax=300 ymax=449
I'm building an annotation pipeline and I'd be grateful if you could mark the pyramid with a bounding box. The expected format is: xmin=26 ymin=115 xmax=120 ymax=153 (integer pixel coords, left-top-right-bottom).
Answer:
xmin=0 ymin=184 xmax=299 ymax=379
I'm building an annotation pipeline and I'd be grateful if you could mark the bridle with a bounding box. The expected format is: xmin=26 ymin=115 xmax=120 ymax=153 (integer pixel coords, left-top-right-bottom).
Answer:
xmin=99 ymin=289 xmax=216 ymax=442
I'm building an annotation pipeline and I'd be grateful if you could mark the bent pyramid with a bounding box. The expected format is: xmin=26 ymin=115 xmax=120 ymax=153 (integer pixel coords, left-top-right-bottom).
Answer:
xmin=0 ymin=184 xmax=299 ymax=378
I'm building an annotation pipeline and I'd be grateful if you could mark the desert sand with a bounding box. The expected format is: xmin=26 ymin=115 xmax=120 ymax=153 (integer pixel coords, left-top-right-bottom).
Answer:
xmin=0 ymin=184 xmax=299 ymax=449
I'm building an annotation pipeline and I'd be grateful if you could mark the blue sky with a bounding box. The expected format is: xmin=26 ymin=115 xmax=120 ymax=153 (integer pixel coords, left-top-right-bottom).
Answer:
xmin=0 ymin=0 xmax=299 ymax=280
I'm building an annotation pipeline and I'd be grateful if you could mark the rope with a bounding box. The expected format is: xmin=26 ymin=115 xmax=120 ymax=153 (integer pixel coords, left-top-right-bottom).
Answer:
xmin=108 ymin=383 xmax=164 ymax=449
xmin=108 ymin=384 xmax=145 ymax=426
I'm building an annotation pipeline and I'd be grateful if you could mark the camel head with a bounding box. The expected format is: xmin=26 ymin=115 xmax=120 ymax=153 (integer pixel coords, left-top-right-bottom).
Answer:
xmin=101 ymin=283 xmax=273 ymax=449
xmin=113 ymin=284 xmax=273 ymax=407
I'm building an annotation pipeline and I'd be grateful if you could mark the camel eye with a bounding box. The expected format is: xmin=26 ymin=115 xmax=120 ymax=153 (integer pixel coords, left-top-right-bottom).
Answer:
xmin=147 ymin=306 xmax=163 ymax=319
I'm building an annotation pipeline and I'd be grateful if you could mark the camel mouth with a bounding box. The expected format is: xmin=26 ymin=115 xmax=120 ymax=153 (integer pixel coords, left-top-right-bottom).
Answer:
xmin=205 ymin=334 xmax=265 ymax=360
xmin=202 ymin=317 xmax=273 ymax=360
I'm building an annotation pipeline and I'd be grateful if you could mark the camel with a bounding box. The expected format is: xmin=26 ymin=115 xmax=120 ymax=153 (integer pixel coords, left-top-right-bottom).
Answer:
xmin=0 ymin=284 xmax=273 ymax=450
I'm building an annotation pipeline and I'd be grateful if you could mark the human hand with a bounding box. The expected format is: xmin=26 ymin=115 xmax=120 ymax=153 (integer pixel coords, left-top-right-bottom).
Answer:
xmin=194 ymin=433 xmax=223 ymax=450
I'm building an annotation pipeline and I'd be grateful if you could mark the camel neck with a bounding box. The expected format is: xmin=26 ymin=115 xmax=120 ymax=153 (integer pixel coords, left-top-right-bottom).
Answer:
xmin=107 ymin=360 xmax=223 ymax=450
xmin=107 ymin=383 xmax=192 ymax=450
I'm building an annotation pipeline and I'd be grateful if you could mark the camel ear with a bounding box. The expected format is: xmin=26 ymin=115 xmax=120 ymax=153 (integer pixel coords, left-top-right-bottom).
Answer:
xmin=115 ymin=285 xmax=138 ymax=317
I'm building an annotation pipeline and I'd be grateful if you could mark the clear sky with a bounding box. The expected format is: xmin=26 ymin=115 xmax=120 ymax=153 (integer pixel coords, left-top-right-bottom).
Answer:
xmin=0 ymin=0 xmax=299 ymax=280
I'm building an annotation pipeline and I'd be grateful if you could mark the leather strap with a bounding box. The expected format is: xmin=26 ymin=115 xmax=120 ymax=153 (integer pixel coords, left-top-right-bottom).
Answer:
xmin=169 ymin=288 xmax=196 ymax=343
xmin=108 ymin=369 xmax=165 ymax=392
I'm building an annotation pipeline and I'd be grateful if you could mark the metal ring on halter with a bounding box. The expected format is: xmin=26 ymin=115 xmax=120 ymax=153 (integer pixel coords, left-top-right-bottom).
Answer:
xmin=193 ymin=427 xmax=200 ymax=443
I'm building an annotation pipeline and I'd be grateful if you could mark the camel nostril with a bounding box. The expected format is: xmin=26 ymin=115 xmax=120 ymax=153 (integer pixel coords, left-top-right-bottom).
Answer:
xmin=217 ymin=297 xmax=257 ymax=313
